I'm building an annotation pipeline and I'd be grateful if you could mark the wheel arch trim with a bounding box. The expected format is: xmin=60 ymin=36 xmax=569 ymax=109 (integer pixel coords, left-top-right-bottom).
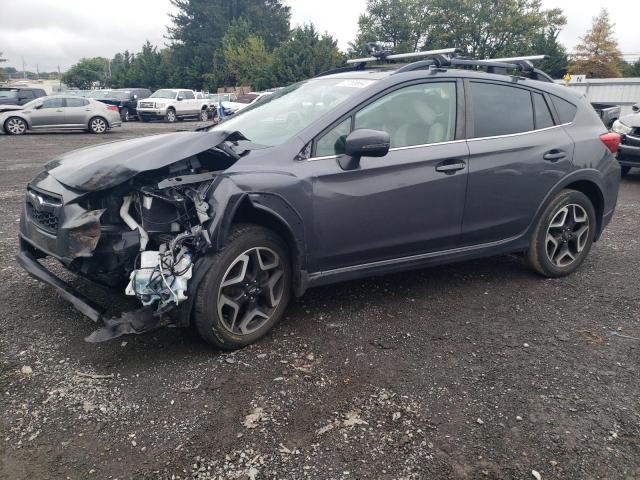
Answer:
xmin=528 ymin=169 xmax=607 ymax=241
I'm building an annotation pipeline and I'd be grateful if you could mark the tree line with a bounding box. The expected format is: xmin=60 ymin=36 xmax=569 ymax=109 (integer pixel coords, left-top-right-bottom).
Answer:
xmin=57 ymin=0 xmax=640 ymax=91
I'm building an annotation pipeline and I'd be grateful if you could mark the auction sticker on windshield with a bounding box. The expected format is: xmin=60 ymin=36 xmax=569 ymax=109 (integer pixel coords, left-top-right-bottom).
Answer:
xmin=335 ymin=79 xmax=375 ymax=88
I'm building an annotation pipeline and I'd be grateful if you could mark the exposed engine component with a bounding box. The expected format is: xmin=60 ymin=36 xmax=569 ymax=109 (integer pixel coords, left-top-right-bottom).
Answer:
xmin=125 ymin=248 xmax=193 ymax=310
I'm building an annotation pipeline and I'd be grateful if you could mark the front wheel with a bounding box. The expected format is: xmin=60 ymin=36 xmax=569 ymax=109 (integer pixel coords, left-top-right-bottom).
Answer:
xmin=193 ymin=224 xmax=291 ymax=350
xmin=199 ymin=109 xmax=209 ymax=122
xmin=165 ymin=108 xmax=177 ymax=123
xmin=4 ymin=117 xmax=27 ymax=135
xmin=527 ymin=189 xmax=596 ymax=277
xmin=120 ymin=107 xmax=130 ymax=122
xmin=88 ymin=116 xmax=108 ymax=134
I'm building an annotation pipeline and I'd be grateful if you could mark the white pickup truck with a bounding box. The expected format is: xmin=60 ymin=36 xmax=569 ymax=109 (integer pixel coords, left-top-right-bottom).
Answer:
xmin=137 ymin=89 xmax=211 ymax=123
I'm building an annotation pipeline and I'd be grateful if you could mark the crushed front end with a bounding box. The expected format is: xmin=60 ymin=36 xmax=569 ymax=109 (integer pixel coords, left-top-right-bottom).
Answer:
xmin=17 ymin=131 xmax=249 ymax=342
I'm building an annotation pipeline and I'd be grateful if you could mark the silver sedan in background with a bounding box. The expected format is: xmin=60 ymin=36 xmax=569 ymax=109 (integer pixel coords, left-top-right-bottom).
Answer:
xmin=0 ymin=95 xmax=122 ymax=135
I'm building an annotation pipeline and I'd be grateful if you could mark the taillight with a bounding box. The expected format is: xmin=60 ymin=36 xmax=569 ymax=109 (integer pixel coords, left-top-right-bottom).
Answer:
xmin=600 ymin=132 xmax=621 ymax=154
xmin=106 ymin=105 xmax=119 ymax=112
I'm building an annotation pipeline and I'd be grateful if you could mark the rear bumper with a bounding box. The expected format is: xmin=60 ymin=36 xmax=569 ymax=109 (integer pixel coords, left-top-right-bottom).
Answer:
xmin=16 ymin=246 xmax=103 ymax=322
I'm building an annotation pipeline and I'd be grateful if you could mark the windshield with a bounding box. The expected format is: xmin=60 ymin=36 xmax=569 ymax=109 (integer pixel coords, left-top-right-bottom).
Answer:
xmin=0 ymin=89 xmax=18 ymax=99
xmin=209 ymin=78 xmax=376 ymax=146
xmin=151 ymin=89 xmax=177 ymax=99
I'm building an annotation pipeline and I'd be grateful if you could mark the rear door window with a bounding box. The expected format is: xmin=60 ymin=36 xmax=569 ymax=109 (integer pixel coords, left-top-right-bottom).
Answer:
xmin=533 ymin=92 xmax=555 ymax=129
xmin=470 ymin=82 xmax=534 ymax=138
xmin=551 ymin=96 xmax=578 ymax=124
xmin=65 ymin=98 xmax=88 ymax=107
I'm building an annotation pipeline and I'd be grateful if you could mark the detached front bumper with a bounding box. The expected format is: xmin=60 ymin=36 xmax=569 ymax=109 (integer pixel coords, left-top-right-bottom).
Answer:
xmin=16 ymin=245 xmax=103 ymax=322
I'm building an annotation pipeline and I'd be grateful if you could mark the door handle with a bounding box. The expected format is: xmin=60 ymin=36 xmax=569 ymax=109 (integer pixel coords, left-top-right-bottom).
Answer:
xmin=55 ymin=109 xmax=63 ymax=112
xmin=543 ymin=150 xmax=566 ymax=162
xmin=436 ymin=160 xmax=466 ymax=173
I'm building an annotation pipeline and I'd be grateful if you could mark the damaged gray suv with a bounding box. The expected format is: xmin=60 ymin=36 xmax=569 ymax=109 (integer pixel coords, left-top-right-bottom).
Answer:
xmin=18 ymin=51 xmax=621 ymax=349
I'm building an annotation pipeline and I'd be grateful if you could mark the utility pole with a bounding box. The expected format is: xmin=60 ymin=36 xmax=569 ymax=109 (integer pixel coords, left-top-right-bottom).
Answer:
xmin=58 ymin=65 xmax=61 ymax=91
xmin=36 ymin=64 xmax=39 ymax=79
xmin=22 ymin=56 xmax=26 ymax=80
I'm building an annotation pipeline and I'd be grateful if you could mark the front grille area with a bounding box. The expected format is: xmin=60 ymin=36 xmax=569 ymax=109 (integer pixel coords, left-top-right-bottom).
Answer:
xmin=26 ymin=189 xmax=62 ymax=234
xmin=139 ymin=102 xmax=154 ymax=108
xmin=26 ymin=204 xmax=59 ymax=233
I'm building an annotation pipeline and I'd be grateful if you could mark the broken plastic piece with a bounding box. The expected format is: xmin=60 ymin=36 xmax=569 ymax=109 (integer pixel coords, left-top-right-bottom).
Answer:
xmin=85 ymin=307 xmax=165 ymax=343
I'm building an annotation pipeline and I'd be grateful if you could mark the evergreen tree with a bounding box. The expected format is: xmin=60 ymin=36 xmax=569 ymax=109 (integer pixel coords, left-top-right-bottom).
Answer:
xmin=167 ymin=0 xmax=290 ymax=89
xmin=271 ymin=25 xmax=344 ymax=85
xmin=569 ymin=9 xmax=622 ymax=78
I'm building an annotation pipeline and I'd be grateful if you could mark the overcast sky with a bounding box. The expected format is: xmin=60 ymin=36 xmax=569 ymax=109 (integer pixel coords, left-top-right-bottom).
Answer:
xmin=1 ymin=0 xmax=638 ymax=73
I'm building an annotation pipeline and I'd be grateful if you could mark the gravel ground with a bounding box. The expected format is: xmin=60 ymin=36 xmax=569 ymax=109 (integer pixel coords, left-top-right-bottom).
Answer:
xmin=0 ymin=122 xmax=639 ymax=480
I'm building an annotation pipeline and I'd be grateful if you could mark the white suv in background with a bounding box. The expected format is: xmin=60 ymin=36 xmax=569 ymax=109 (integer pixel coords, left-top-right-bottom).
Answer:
xmin=137 ymin=89 xmax=211 ymax=123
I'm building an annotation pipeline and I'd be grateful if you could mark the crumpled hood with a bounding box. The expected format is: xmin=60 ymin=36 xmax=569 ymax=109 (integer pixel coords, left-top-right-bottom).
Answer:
xmin=619 ymin=112 xmax=640 ymax=129
xmin=44 ymin=130 xmax=244 ymax=192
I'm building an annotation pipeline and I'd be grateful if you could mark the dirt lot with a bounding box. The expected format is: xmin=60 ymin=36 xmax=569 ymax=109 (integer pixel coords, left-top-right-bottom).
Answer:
xmin=0 ymin=122 xmax=639 ymax=480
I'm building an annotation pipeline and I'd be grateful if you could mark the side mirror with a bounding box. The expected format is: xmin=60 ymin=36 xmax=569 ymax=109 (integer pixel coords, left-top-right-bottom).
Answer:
xmin=633 ymin=103 xmax=639 ymax=113
xmin=133 ymin=94 xmax=138 ymax=99
xmin=177 ymin=96 xmax=184 ymax=101
xmin=33 ymin=103 xmax=43 ymax=110
xmin=338 ymin=129 xmax=391 ymax=170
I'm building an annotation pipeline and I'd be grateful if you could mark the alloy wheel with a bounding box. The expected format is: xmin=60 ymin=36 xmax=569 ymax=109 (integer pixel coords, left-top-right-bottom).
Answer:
xmin=217 ymin=247 xmax=285 ymax=335
xmin=167 ymin=110 xmax=176 ymax=122
xmin=545 ymin=204 xmax=590 ymax=268
xmin=90 ymin=118 xmax=106 ymax=133
xmin=200 ymin=109 xmax=208 ymax=122
xmin=6 ymin=118 xmax=26 ymax=135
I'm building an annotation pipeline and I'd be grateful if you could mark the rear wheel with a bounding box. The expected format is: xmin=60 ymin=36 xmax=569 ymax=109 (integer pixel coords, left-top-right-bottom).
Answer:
xmin=165 ymin=108 xmax=177 ymax=123
xmin=4 ymin=117 xmax=27 ymax=135
xmin=120 ymin=107 xmax=130 ymax=122
xmin=194 ymin=224 xmax=291 ymax=350
xmin=527 ymin=189 xmax=596 ymax=277
xmin=621 ymin=165 xmax=631 ymax=176
xmin=88 ymin=116 xmax=108 ymax=134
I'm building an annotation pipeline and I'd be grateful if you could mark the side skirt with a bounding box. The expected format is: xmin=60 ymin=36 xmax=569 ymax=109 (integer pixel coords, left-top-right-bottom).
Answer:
xmin=305 ymin=235 xmax=529 ymax=290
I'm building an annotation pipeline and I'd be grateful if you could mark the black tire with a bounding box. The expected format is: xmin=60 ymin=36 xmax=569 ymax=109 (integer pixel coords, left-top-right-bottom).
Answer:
xmin=88 ymin=116 xmax=108 ymax=134
xmin=4 ymin=117 xmax=28 ymax=135
xmin=165 ymin=108 xmax=177 ymax=123
xmin=621 ymin=165 xmax=631 ymax=176
xmin=527 ymin=189 xmax=596 ymax=278
xmin=120 ymin=107 xmax=130 ymax=122
xmin=194 ymin=224 xmax=292 ymax=350
xmin=139 ymin=115 xmax=149 ymax=123
xmin=199 ymin=108 xmax=209 ymax=122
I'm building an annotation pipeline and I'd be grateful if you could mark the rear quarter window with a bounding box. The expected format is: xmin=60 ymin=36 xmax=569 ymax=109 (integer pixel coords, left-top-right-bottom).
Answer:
xmin=469 ymin=82 xmax=535 ymax=138
xmin=551 ymin=96 xmax=578 ymax=124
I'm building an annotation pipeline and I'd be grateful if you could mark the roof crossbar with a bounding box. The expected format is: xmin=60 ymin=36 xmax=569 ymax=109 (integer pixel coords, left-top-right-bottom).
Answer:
xmin=346 ymin=47 xmax=460 ymax=64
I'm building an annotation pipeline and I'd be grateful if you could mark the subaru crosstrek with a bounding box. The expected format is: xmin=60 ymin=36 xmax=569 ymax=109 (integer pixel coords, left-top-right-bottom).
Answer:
xmin=17 ymin=54 xmax=621 ymax=349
